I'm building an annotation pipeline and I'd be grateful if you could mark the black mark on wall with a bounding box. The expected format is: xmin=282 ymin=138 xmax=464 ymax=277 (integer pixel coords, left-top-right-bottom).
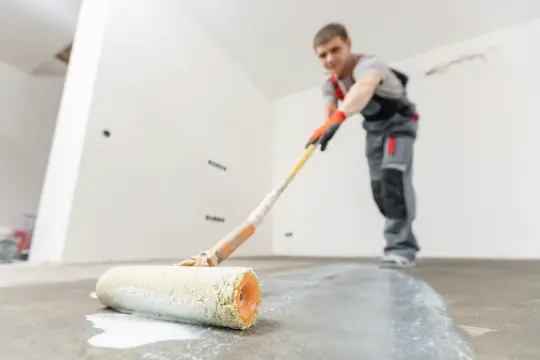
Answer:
xmin=206 ymin=215 xmax=225 ymax=223
xmin=208 ymin=160 xmax=227 ymax=171
xmin=285 ymin=232 xmax=293 ymax=237
xmin=102 ymin=129 xmax=111 ymax=138
xmin=425 ymin=47 xmax=498 ymax=76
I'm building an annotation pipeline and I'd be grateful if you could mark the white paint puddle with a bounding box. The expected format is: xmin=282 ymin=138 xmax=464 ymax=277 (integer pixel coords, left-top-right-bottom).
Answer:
xmin=459 ymin=325 xmax=498 ymax=337
xmin=86 ymin=313 xmax=203 ymax=349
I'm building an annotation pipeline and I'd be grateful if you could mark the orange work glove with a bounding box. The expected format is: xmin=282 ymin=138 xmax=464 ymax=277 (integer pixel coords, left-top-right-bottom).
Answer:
xmin=305 ymin=107 xmax=347 ymax=151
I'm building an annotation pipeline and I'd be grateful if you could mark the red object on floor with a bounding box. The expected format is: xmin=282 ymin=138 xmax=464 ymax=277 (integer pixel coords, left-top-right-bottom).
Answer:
xmin=13 ymin=230 xmax=32 ymax=254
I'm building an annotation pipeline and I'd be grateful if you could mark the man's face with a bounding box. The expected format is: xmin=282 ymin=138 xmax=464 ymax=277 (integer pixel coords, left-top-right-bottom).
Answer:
xmin=315 ymin=36 xmax=352 ymax=77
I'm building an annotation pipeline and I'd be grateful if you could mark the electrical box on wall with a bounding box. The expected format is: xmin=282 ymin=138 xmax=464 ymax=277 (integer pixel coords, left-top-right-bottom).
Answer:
xmin=206 ymin=215 xmax=225 ymax=223
xmin=208 ymin=160 xmax=227 ymax=171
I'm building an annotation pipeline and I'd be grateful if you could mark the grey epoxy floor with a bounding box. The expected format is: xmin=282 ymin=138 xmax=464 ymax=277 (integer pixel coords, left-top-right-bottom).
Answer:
xmin=1 ymin=258 xmax=539 ymax=360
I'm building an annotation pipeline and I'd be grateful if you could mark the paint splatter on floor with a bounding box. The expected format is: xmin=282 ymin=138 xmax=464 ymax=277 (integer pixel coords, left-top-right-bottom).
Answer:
xmin=86 ymin=312 xmax=204 ymax=349
xmin=459 ymin=325 xmax=498 ymax=337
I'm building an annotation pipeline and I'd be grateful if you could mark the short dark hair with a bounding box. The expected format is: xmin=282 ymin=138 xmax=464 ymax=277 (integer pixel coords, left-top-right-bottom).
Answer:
xmin=313 ymin=23 xmax=349 ymax=48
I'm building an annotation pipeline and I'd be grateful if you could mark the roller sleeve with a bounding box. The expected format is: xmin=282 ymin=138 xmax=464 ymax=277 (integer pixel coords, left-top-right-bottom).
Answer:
xmin=95 ymin=265 xmax=261 ymax=330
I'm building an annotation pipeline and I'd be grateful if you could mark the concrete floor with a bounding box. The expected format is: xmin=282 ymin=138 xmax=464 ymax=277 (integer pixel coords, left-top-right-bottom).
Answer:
xmin=1 ymin=258 xmax=539 ymax=360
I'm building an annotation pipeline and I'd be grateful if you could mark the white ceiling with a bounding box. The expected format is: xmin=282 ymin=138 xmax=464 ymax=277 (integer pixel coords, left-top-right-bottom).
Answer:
xmin=0 ymin=0 xmax=80 ymax=74
xmin=2 ymin=1 xmax=540 ymax=95
xmin=180 ymin=0 xmax=540 ymax=97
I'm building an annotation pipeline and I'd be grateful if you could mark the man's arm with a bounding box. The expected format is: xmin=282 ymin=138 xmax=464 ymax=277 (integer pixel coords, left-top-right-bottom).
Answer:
xmin=339 ymin=56 xmax=403 ymax=117
xmin=338 ymin=72 xmax=381 ymax=117
xmin=312 ymin=56 xmax=404 ymax=151
xmin=305 ymin=82 xmax=338 ymax=147
xmin=322 ymin=80 xmax=339 ymax=119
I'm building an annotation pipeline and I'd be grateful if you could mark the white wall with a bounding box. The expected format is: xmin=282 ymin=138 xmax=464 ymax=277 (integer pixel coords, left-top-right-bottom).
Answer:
xmin=33 ymin=0 xmax=273 ymax=263
xmin=272 ymin=17 xmax=540 ymax=259
xmin=0 ymin=61 xmax=64 ymax=228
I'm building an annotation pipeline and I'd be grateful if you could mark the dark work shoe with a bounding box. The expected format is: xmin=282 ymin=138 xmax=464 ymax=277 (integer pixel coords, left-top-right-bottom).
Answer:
xmin=380 ymin=253 xmax=416 ymax=269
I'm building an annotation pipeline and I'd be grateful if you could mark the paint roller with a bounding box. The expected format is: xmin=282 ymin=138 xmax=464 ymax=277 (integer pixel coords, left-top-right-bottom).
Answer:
xmin=95 ymin=144 xmax=318 ymax=330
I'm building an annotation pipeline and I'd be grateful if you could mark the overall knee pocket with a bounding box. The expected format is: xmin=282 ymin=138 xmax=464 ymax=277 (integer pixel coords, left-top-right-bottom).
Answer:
xmin=370 ymin=180 xmax=386 ymax=216
xmin=381 ymin=168 xmax=407 ymax=219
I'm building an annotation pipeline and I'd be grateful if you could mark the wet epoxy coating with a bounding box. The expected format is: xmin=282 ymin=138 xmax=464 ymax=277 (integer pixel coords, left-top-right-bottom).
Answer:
xmin=1 ymin=258 xmax=540 ymax=359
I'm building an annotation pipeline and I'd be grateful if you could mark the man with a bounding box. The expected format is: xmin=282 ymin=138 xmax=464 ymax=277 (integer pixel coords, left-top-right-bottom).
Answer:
xmin=307 ymin=22 xmax=420 ymax=268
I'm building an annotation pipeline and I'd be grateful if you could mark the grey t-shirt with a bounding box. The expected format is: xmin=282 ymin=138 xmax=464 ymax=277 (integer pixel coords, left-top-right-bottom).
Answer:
xmin=322 ymin=53 xmax=405 ymax=107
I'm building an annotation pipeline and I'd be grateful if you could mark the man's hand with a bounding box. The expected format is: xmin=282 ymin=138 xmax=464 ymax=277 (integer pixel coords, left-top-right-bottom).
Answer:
xmin=319 ymin=122 xmax=341 ymax=151
xmin=305 ymin=126 xmax=323 ymax=147
xmin=306 ymin=109 xmax=347 ymax=151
